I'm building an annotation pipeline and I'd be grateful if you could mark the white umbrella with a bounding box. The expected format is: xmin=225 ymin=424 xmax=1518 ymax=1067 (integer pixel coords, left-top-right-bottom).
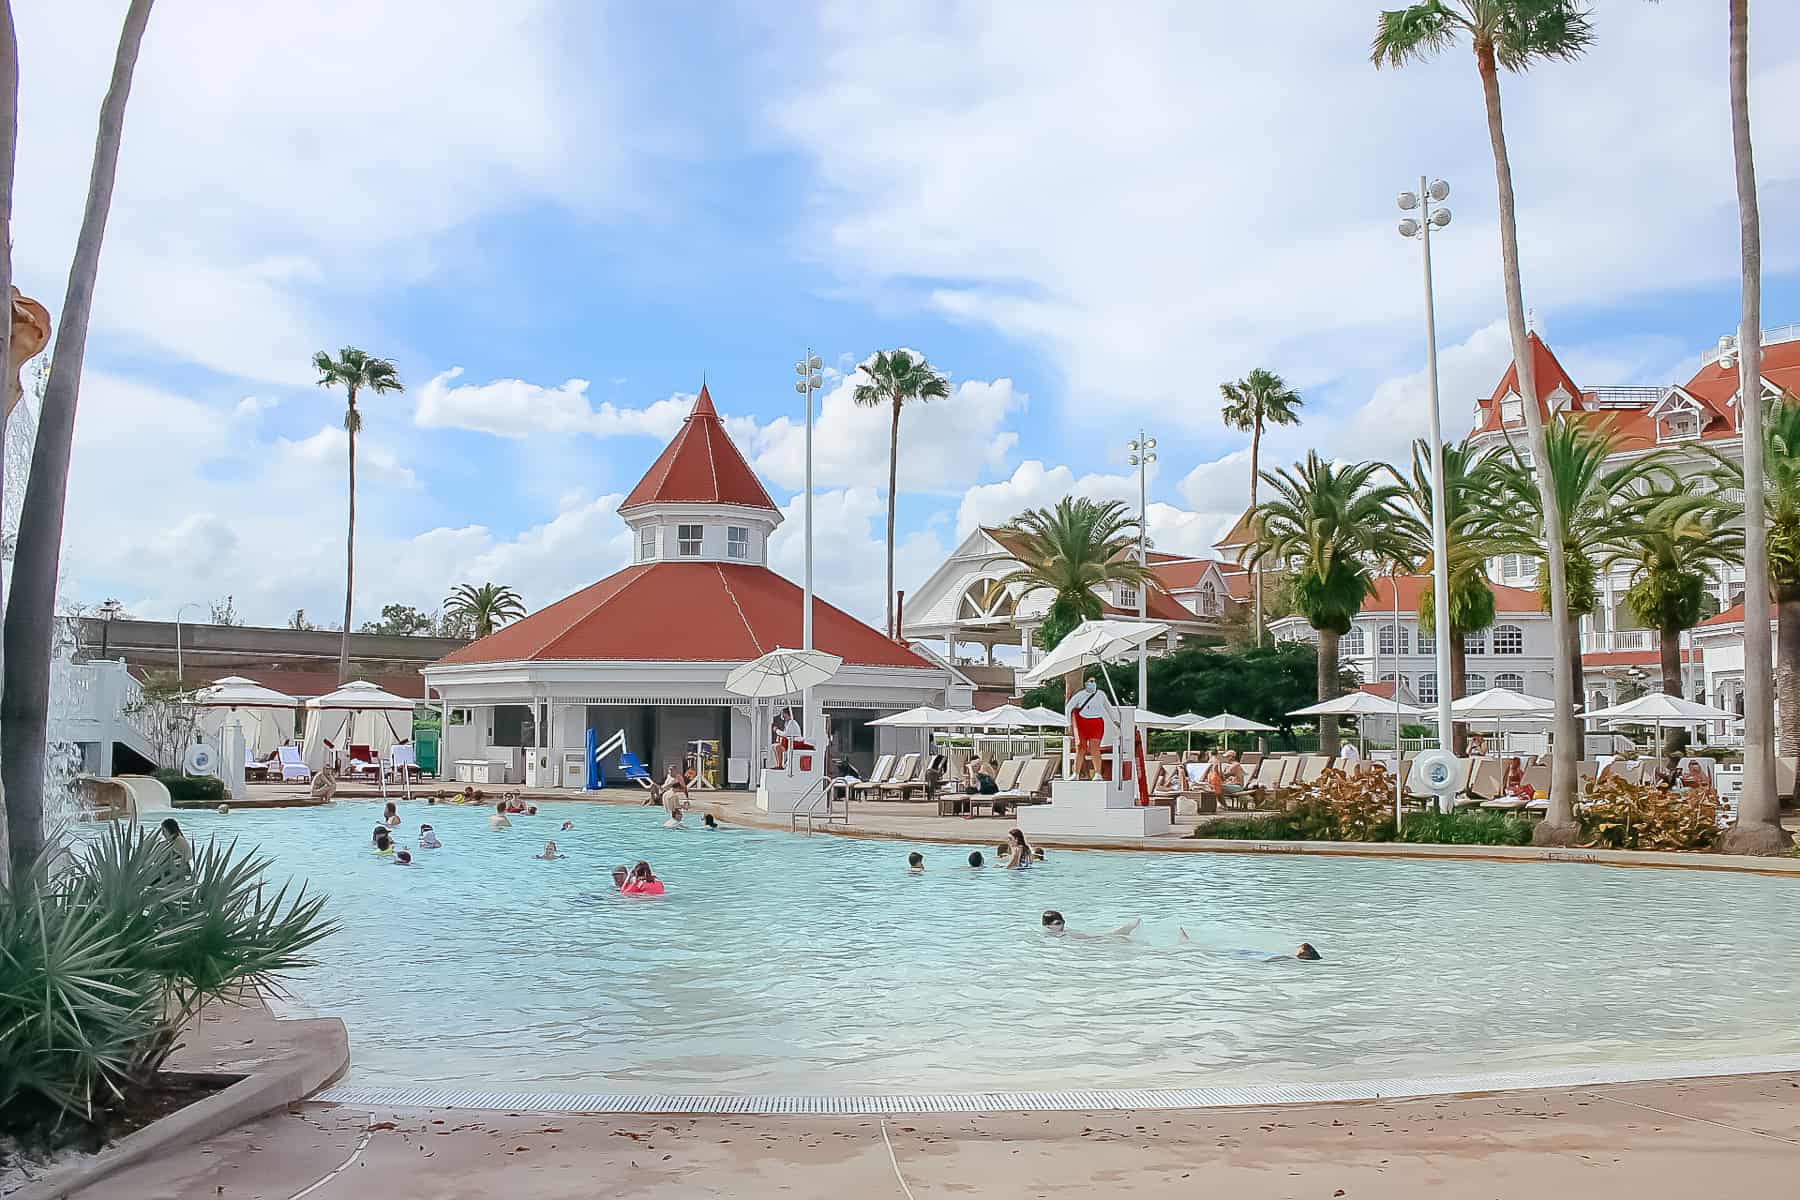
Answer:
xmin=1451 ymin=688 xmax=1555 ymax=720
xmin=725 ymin=647 xmax=843 ymax=698
xmin=1291 ymin=691 xmax=1427 ymax=756
xmin=1583 ymin=691 xmax=1740 ymax=752
xmin=1181 ymin=711 xmax=1276 ymax=751
xmin=869 ymin=705 xmax=969 ymax=727
xmin=970 ymin=704 xmax=1036 ymax=729
xmin=1132 ymin=708 xmax=1195 ymax=729
xmin=1020 ymin=706 xmax=1068 ymax=728
xmin=1018 ymin=618 xmax=1170 ymax=689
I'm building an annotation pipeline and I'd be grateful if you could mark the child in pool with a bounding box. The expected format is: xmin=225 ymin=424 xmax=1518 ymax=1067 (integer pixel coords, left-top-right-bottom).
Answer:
xmin=619 ymin=861 xmax=665 ymax=895
xmin=374 ymin=830 xmax=394 ymax=855
xmin=383 ymin=801 xmax=401 ymax=828
xmin=418 ymin=824 xmax=441 ymax=849
xmin=536 ymin=840 xmax=563 ymax=861
xmin=489 ymin=802 xmax=512 ymax=830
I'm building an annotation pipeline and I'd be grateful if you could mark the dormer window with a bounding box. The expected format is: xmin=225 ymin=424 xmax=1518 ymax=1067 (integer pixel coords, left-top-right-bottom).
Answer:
xmin=727 ymin=526 xmax=749 ymax=559
xmin=639 ymin=526 xmax=656 ymax=562
xmin=1119 ymin=584 xmax=1139 ymax=609
xmin=1500 ymin=396 xmax=1524 ymax=426
xmin=677 ymin=524 xmax=703 ymax=557
xmin=1659 ymin=412 xmax=1698 ymax=442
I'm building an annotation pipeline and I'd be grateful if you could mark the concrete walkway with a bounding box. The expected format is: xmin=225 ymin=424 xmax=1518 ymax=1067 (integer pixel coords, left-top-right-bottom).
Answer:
xmin=75 ymin=1070 xmax=1800 ymax=1198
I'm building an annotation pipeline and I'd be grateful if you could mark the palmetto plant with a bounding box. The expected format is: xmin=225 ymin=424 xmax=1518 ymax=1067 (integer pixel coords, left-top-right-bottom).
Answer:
xmin=1372 ymin=0 xmax=1595 ymax=843
xmin=313 ymin=347 xmax=404 ymax=683
xmin=851 ymin=349 xmax=950 ymax=638
xmin=1220 ymin=368 xmax=1304 ymax=642
xmin=0 ymin=825 xmax=336 ymax=1125
xmin=999 ymin=497 xmax=1149 ymax=699
xmin=1248 ymin=453 xmax=1410 ymax=756
xmin=442 ymin=582 xmax=527 ymax=639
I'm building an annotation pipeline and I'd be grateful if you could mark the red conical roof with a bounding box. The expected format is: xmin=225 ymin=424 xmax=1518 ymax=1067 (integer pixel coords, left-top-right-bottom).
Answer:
xmin=620 ymin=385 xmax=779 ymax=512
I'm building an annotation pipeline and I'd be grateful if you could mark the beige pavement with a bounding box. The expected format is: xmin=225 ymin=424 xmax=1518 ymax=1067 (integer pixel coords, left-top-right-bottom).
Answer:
xmin=76 ymin=1071 xmax=1800 ymax=1199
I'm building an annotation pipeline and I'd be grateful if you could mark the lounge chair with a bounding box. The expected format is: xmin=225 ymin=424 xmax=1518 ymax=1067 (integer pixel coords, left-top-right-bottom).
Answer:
xmin=989 ymin=758 xmax=1054 ymax=815
xmin=1778 ymin=756 xmax=1797 ymax=805
xmin=888 ymin=753 xmax=947 ymax=800
xmin=937 ymin=757 xmax=1026 ymax=815
xmin=244 ymin=747 xmax=271 ymax=782
xmin=1238 ymin=751 xmax=1265 ymax=771
xmin=1296 ymin=754 xmax=1331 ymax=786
xmin=855 ymin=754 xmax=909 ymax=799
xmin=276 ymin=745 xmax=311 ymax=782
xmin=1461 ymin=757 xmax=1506 ymax=804
xmin=389 ymin=744 xmax=420 ymax=780
xmin=839 ymin=753 xmax=894 ymax=801
xmin=876 ymin=754 xmax=926 ymax=800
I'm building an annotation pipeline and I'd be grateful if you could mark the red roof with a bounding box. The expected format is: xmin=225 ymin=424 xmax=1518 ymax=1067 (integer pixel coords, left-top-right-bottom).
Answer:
xmin=619 ymin=386 xmax=778 ymax=513
xmin=1700 ymin=601 xmax=1745 ymax=628
xmin=1362 ymin=574 xmax=1543 ymax=616
xmin=1359 ymin=681 xmax=1398 ymax=700
xmin=1473 ymin=333 xmax=1587 ymax=436
xmin=980 ymin=525 xmax=1207 ymax=625
xmin=437 ymin=562 xmax=932 ymax=669
xmin=1150 ymin=558 xmax=1222 ymax=590
xmin=1581 ymin=648 xmax=1698 ymax=668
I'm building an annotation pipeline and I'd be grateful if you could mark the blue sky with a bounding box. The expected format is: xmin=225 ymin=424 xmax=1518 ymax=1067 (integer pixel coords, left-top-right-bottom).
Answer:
xmin=12 ymin=1 xmax=1800 ymax=629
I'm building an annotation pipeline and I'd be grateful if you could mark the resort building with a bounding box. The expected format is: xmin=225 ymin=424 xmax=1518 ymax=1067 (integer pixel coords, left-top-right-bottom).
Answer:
xmin=1268 ymin=574 xmax=1555 ymax=704
xmin=899 ymin=526 xmax=1229 ymax=707
xmin=423 ymin=387 xmax=970 ymax=787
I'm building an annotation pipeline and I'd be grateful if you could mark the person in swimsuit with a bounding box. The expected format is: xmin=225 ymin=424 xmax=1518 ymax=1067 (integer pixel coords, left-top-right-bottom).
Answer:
xmin=620 ymin=861 xmax=665 ymax=895
xmin=1003 ymin=828 xmax=1033 ymax=869
xmin=393 ymin=848 xmax=413 ymax=866
xmin=907 ymin=851 xmax=925 ymax=874
xmin=489 ymin=802 xmax=512 ymax=830
xmin=383 ymin=801 xmax=402 ymax=828
xmin=419 ymin=824 xmax=442 ymax=849
xmin=968 ymin=850 xmax=985 ymax=867
xmin=374 ymin=830 xmax=394 ymax=855
xmin=536 ymin=840 xmax=563 ymax=861
xmin=1042 ymin=910 xmax=1140 ymax=939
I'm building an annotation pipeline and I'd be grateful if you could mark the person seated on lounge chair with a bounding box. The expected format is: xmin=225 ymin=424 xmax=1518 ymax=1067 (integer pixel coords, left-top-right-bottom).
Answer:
xmin=489 ymin=802 xmax=512 ymax=830
xmin=1467 ymin=732 xmax=1489 ymax=757
xmin=1218 ymin=751 xmax=1248 ymax=797
xmin=1042 ymin=910 xmax=1141 ymax=940
xmin=1501 ymin=756 xmax=1533 ymax=802
xmin=1678 ymin=758 xmax=1711 ymax=791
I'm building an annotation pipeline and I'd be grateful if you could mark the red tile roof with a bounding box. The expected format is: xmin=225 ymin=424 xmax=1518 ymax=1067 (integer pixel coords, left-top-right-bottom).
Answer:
xmin=1150 ymin=558 xmax=1221 ymax=590
xmin=619 ymin=386 xmax=778 ymax=513
xmin=1359 ymin=681 xmax=1398 ymax=700
xmin=437 ymin=562 xmax=932 ymax=668
xmin=1473 ymin=333 xmax=1586 ymax=436
xmin=1700 ymin=601 xmax=1745 ymax=628
xmin=1362 ymin=574 xmax=1543 ymax=616
xmin=1580 ymin=648 xmax=1697 ymax=668
xmin=979 ymin=526 xmax=1208 ymax=624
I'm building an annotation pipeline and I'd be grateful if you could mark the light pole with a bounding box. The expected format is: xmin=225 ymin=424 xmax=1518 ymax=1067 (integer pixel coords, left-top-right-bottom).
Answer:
xmin=795 ymin=352 xmax=823 ymax=743
xmin=97 ymin=598 xmax=123 ymax=658
xmin=173 ymin=601 xmax=204 ymax=687
xmin=1398 ymin=176 xmax=1456 ymax=758
xmin=1127 ymin=431 xmax=1157 ymax=709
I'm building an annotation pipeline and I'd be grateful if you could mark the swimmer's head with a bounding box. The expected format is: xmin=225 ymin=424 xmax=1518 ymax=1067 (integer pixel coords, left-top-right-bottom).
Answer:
xmin=384 ymin=802 xmax=397 ymax=815
xmin=1033 ymin=848 xmax=1046 ymax=861
xmin=1041 ymin=910 xmax=1066 ymax=933
xmin=703 ymin=813 xmax=717 ymax=828
xmin=421 ymin=824 xmax=432 ymax=833
xmin=561 ymin=820 xmax=574 ymax=831
xmin=161 ymin=817 xmax=182 ymax=839
xmin=968 ymin=850 xmax=984 ymax=867
xmin=495 ymin=800 xmax=506 ymax=812
xmin=611 ymin=864 xmax=629 ymax=889
xmin=632 ymin=860 xmax=653 ymax=881
xmin=528 ymin=805 xmax=538 ymax=816
xmin=395 ymin=849 xmax=412 ymax=865
xmin=216 ymin=804 xmax=230 ymax=816
xmin=907 ymin=851 xmax=924 ymax=870
xmin=374 ymin=831 xmax=392 ymax=851
xmin=1296 ymin=943 xmax=1321 ymax=961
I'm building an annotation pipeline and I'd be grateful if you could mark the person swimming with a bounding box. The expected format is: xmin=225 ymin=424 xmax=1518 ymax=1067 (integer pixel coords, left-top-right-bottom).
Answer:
xmin=393 ymin=848 xmax=413 ymax=866
xmin=561 ymin=820 xmax=575 ymax=832
xmin=664 ymin=805 xmax=686 ymax=829
xmin=536 ymin=840 xmax=562 ymax=861
xmin=1175 ymin=929 xmax=1324 ymax=961
xmin=372 ymin=823 xmax=389 ymax=847
xmin=418 ymin=824 xmax=442 ymax=849
xmin=620 ymin=860 xmax=665 ymax=895
xmin=160 ymin=817 xmax=193 ymax=865
xmin=383 ymin=801 xmax=401 ymax=828
xmin=1004 ymin=828 xmax=1033 ymax=869
xmin=216 ymin=803 xmax=230 ymax=816
xmin=1041 ymin=910 xmax=1140 ymax=940
xmin=968 ymin=850 xmax=985 ymax=867
xmin=374 ymin=830 xmax=394 ymax=855
xmin=702 ymin=813 xmax=718 ymax=830
xmin=489 ymin=802 xmax=512 ymax=830
xmin=907 ymin=851 xmax=925 ymax=874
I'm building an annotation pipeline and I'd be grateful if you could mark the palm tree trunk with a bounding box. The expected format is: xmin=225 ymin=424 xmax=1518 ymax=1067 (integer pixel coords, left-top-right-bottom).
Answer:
xmin=1776 ymin=590 xmax=1800 ymax=758
xmin=1475 ymin=38 xmax=1579 ymax=845
xmin=1316 ymin=627 xmax=1341 ymax=757
xmin=1721 ymin=0 xmax=1787 ymax=852
xmin=340 ymin=402 xmax=355 ymax=683
xmin=1659 ymin=621 xmax=1686 ymax=757
xmin=1250 ymin=419 xmax=1262 ymax=645
xmin=1448 ymin=630 xmax=1467 ymax=756
xmin=884 ymin=398 xmax=900 ymax=638
xmin=0 ymin=0 xmax=152 ymax=879
xmin=0 ymin=0 xmax=17 ymax=884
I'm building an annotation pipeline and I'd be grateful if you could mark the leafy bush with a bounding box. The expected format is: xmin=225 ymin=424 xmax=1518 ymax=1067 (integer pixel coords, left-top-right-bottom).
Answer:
xmin=1396 ymin=809 xmax=1533 ymax=846
xmin=151 ymin=768 xmax=225 ymax=804
xmin=1197 ymin=768 xmax=1531 ymax=846
xmin=1577 ymin=776 xmax=1723 ymax=851
xmin=0 ymin=825 xmax=336 ymax=1136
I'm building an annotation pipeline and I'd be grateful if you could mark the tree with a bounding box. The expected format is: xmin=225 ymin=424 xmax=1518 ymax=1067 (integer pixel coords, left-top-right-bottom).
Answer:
xmin=1403 ymin=439 xmax=1505 ymax=751
xmin=1219 ymin=368 xmax=1304 ymax=644
xmin=851 ymin=349 xmax=949 ymax=637
xmin=0 ymin=0 xmax=17 ymax=880
xmin=358 ymin=603 xmax=436 ymax=638
xmin=208 ymin=593 xmax=243 ymax=626
xmin=287 ymin=608 xmax=315 ymax=631
xmin=1373 ymin=0 xmax=1595 ymax=844
xmin=442 ymin=582 xmax=526 ymax=639
xmin=313 ymin=347 xmax=403 ymax=683
xmin=1605 ymin=486 xmax=1741 ymax=730
xmin=1247 ymin=453 xmax=1410 ymax=756
xmin=1720 ymin=0 xmax=1785 ymax=854
xmin=1 ymin=0 xmax=155 ymax=880
xmin=998 ymin=497 xmax=1150 ymax=701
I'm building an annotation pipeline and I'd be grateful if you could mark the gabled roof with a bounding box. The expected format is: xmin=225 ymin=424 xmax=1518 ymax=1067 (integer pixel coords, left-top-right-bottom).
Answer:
xmin=1472 ymin=332 xmax=1587 ymax=436
xmin=977 ymin=526 xmax=1210 ymax=625
xmin=1214 ymin=507 xmax=1256 ymax=550
xmin=437 ymin=562 xmax=932 ymax=669
xmin=1150 ymin=557 xmax=1227 ymax=592
xmin=619 ymin=385 xmax=778 ymax=513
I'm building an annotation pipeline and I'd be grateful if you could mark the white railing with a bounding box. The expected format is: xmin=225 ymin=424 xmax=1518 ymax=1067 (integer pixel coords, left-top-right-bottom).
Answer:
xmin=1580 ymin=630 xmax=1657 ymax=654
xmin=1585 ymin=386 xmax=1664 ymax=408
xmin=1701 ymin=322 xmax=1800 ymax=367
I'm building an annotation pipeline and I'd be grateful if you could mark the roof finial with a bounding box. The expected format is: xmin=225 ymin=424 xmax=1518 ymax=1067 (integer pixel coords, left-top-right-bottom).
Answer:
xmin=1525 ymin=307 xmax=1538 ymax=335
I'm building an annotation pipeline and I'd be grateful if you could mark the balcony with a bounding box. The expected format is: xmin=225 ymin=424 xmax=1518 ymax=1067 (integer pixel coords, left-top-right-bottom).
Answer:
xmin=1581 ymin=630 xmax=1657 ymax=654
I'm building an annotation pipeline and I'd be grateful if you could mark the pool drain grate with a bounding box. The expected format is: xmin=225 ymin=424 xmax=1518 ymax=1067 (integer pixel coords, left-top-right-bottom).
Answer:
xmin=313 ymin=1051 xmax=1800 ymax=1115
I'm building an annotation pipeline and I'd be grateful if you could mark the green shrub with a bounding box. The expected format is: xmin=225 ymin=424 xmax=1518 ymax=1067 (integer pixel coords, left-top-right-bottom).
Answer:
xmin=1196 ymin=769 xmax=1529 ymax=847
xmin=1577 ymin=776 xmax=1723 ymax=850
xmin=0 ymin=825 xmax=336 ymax=1138
xmin=151 ymin=768 xmax=225 ymax=804
xmin=1396 ymin=809 xmax=1533 ymax=846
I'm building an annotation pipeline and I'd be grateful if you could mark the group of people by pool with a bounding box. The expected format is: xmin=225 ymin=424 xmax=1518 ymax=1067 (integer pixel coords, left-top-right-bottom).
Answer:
xmin=908 ymin=827 xmax=1043 ymax=873
xmin=360 ymin=796 xmax=710 ymax=897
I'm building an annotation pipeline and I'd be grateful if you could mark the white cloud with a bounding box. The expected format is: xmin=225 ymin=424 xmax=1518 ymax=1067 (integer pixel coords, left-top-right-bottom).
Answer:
xmin=955 ymin=461 xmax=1137 ymax=537
xmin=767 ymin=487 xmax=946 ymax=625
xmin=743 ymin=361 xmax=1025 ymax=495
xmin=413 ymin=368 xmax=695 ymax=440
xmin=277 ymin=427 xmax=418 ymax=489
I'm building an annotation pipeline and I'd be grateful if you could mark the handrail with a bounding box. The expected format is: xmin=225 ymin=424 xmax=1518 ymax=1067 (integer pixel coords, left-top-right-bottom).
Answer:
xmin=790 ymin=776 xmax=850 ymax=833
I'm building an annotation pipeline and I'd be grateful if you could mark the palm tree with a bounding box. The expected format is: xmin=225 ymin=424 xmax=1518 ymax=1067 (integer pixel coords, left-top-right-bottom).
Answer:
xmin=1719 ymin=0 xmax=1784 ymax=854
xmin=0 ymin=0 xmax=154 ymax=880
xmin=1248 ymin=453 xmax=1411 ymax=756
xmin=999 ymin=497 xmax=1150 ymax=701
xmin=1373 ymin=1 xmax=1594 ymax=843
xmin=851 ymin=350 xmax=949 ymax=638
xmin=1403 ymin=439 xmax=1505 ymax=751
xmin=1220 ymin=369 xmax=1304 ymax=644
xmin=0 ymin=0 xmax=18 ymax=879
xmin=1604 ymin=486 xmax=1741 ymax=749
xmin=442 ymin=582 xmax=527 ymax=640
xmin=313 ymin=347 xmax=403 ymax=683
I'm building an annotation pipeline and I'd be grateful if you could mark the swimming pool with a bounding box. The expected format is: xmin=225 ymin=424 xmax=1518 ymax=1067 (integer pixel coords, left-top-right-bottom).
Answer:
xmin=167 ymin=800 xmax=1800 ymax=1097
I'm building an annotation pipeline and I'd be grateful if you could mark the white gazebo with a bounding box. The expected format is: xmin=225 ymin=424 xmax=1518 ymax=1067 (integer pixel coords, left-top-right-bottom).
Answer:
xmin=194 ymin=676 xmax=298 ymax=760
xmin=301 ymin=681 xmax=415 ymax=769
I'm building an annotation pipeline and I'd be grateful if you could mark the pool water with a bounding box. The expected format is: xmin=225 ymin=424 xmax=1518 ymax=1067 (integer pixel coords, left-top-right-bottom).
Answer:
xmin=169 ymin=800 xmax=1800 ymax=1095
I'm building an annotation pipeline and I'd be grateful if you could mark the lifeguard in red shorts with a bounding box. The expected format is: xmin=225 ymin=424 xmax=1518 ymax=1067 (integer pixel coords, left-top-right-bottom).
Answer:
xmin=1064 ymin=678 xmax=1115 ymax=780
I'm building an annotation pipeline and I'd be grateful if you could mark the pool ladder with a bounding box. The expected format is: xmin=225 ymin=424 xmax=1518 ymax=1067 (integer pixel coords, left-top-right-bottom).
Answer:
xmin=790 ymin=777 xmax=849 ymax=834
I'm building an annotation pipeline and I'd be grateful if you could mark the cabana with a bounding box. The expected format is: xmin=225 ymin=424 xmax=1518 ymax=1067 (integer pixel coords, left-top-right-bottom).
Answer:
xmin=301 ymin=680 xmax=415 ymax=771
xmin=194 ymin=676 xmax=299 ymax=761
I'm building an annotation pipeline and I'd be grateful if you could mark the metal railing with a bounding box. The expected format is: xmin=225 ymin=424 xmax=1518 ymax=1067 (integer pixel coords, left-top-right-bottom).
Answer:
xmin=789 ymin=778 xmax=847 ymax=833
xmin=1701 ymin=322 xmax=1800 ymax=367
xmin=1580 ymin=630 xmax=1656 ymax=654
xmin=1585 ymin=386 xmax=1665 ymax=408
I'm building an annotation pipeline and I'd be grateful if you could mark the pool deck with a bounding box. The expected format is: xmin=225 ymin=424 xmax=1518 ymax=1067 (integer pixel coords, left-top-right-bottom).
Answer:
xmin=72 ymin=1067 xmax=1800 ymax=1198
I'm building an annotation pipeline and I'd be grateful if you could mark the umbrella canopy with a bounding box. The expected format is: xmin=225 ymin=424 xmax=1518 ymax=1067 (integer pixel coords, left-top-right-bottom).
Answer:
xmin=1020 ymin=706 xmax=1069 ymax=728
xmin=1184 ymin=712 xmax=1278 ymax=733
xmin=306 ymin=680 xmax=415 ymax=711
xmin=1582 ymin=692 xmax=1740 ymax=724
xmin=301 ymin=681 xmax=415 ymax=769
xmin=1451 ymin=688 xmax=1555 ymax=721
xmin=725 ymin=647 xmax=844 ymax=699
xmin=194 ymin=675 xmax=299 ymax=708
xmin=1290 ymin=692 xmax=1427 ymax=718
xmin=869 ymin=705 xmax=968 ymax=728
xmin=1018 ymin=618 xmax=1170 ymax=687
xmin=969 ymin=704 xmax=1038 ymax=729
xmin=1132 ymin=708 xmax=1196 ymax=729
